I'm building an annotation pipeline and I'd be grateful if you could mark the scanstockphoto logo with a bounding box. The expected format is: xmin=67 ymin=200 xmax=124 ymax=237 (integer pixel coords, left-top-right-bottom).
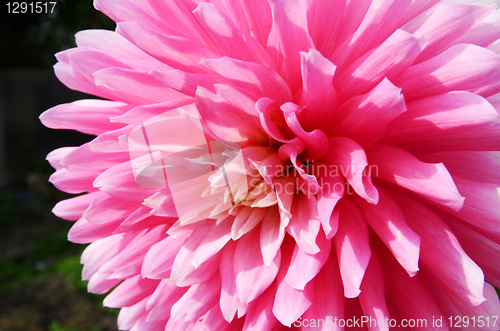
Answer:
xmin=127 ymin=109 xmax=248 ymax=218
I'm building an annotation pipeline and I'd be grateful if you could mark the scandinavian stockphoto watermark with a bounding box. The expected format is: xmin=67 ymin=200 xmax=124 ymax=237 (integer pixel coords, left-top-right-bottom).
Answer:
xmin=129 ymin=109 xmax=378 ymax=216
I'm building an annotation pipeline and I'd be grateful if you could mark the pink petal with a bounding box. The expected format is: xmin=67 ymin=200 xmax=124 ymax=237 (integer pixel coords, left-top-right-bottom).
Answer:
xmin=202 ymin=57 xmax=292 ymax=105
xmin=93 ymin=67 xmax=189 ymax=105
xmin=87 ymin=272 xmax=121 ymax=295
xmin=446 ymin=220 xmax=500 ymax=288
xmin=297 ymin=49 xmax=338 ymax=132
xmin=164 ymin=317 xmax=196 ymax=331
xmin=130 ymin=314 xmax=166 ymax=331
xmin=301 ymin=252 xmax=345 ymax=331
xmin=231 ymin=207 xmax=267 ymax=240
xmin=194 ymin=3 xmax=276 ymax=68
xmin=170 ymin=274 xmax=222 ymax=322
xmin=280 ymin=102 xmax=330 ymax=161
xmin=331 ymin=0 xmax=413 ymax=70
xmin=52 ymin=192 xmax=99 ymax=221
xmin=169 ymin=224 xmax=223 ymax=286
xmin=307 ymin=0 xmax=346 ymax=60
xmin=116 ymin=22 xmax=219 ymax=74
xmin=334 ymin=0 xmax=371 ymax=51
xmin=374 ymin=239 xmax=448 ymax=329
xmin=46 ymin=147 xmax=76 ymax=170
xmin=308 ymin=163 xmax=344 ymax=238
xmin=67 ymin=48 xmax=131 ymax=84
xmin=396 ymin=43 xmax=500 ymax=102
xmin=343 ymin=299 xmax=369 ymax=331
xmin=329 ymin=78 xmax=406 ymax=149
xmin=420 ymin=151 xmax=500 ymax=186
xmin=68 ymin=217 xmax=122 ymax=244
xmin=115 ymin=206 xmax=172 ymax=232
xmin=242 ymin=283 xmax=279 ymax=331
xmin=88 ymin=125 xmax=133 ymax=154
xmin=53 ymin=61 xmax=106 ymax=98
xmin=103 ymin=274 xmax=160 ymax=308
xmin=359 ymin=253 xmax=391 ymax=331
xmin=144 ymin=0 xmax=215 ymax=47
xmin=40 ymin=100 xmax=129 ymax=135
xmin=99 ymin=226 xmax=167 ymax=279
xmin=234 ymin=227 xmax=281 ymax=304
xmin=255 ymin=98 xmax=294 ymax=142
xmin=286 ymin=193 xmax=321 ymax=255
xmin=448 ymin=176 xmax=500 ymax=241
xmin=367 ymin=144 xmax=464 ymax=211
xmin=272 ymin=176 xmax=294 ymax=228
xmin=322 ymin=137 xmax=379 ymax=204
xmin=219 ymin=241 xmax=247 ymax=323
xmin=260 ymin=208 xmax=286 ymax=267
xmin=396 ymin=0 xmax=441 ymax=27
xmin=82 ymin=193 xmax=136 ymax=225
xmin=74 ymin=29 xmax=170 ymax=72
xmin=213 ymin=84 xmax=262 ymax=119
xmin=142 ymin=189 xmax=177 ymax=218
xmin=277 ymin=140 xmax=321 ymax=191
xmin=81 ymin=233 xmax=132 ymax=280
xmin=284 ymin=230 xmax=331 ymax=290
xmin=212 ymin=0 xmax=272 ymax=48
xmin=152 ymin=70 xmax=223 ymax=98
xmin=383 ymin=91 xmax=500 ymax=153
xmin=395 ymin=193 xmax=486 ymax=306
xmin=145 ymin=279 xmax=188 ymax=322
xmin=427 ymin=279 xmax=500 ymax=331
xmin=334 ymin=29 xmax=426 ymax=103
xmin=141 ymin=231 xmax=190 ymax=279
xmin=111 ymin=100 xmax=194 ymax=125
xmin=49 ymin=167 xmax=101 ymax=194
xmin=454 ymin=10 xmax=500 ymax=48
xmin=195 ymin=86 xmax=267 ymax=145
xmin=95 ymin=0 xmax=185 ymax=40
xmin=61 ymin=143 xmax=127 ymax=171
xmin=93 ymin=161 xmax=157 ymax=203
xmin=118 ymin=298 xmax=148 ymax=330
xmin=191 ymin=305 xmax=229 ymax=331
xmin=267 ymin=0 xmax=314 ymax=93
xmin=191 ymin=218 xmax=232 ymax=268
xmin=354 ymin=188 xmax=421 ymax=276
xmin=273 ymin=276 xmax=314 ymax=327
xmin=334 ymin=199 xmax=371 ymax=298
xmin=409 ymin=3 xmax=493 ymax=63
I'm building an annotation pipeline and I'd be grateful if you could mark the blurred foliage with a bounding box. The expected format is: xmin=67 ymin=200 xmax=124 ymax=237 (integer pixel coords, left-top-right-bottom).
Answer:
xmin=0 ymin=185 xmax=118 ymax=330
xmin=0 ymin=0 xmax=115 ymax=69
xmin=0 ymin=1 xmax=117 ymax=330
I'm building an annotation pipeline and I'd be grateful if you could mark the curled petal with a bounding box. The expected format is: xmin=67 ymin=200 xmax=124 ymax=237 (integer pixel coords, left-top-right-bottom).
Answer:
xmin=322 ymin=137 xmax=379 ymax=204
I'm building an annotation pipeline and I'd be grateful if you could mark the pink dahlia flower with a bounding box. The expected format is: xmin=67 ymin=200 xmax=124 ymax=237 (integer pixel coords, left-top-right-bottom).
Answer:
xmin=41 ymin=0 xmax=500 ymax=330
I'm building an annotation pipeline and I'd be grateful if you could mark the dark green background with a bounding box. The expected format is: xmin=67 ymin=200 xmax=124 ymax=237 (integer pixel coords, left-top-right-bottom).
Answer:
xmin=0 ymin=1 xmax=119 ymax=330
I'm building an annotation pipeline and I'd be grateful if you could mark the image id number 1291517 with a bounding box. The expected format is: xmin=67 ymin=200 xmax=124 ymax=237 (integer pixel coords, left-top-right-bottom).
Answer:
xmin=6 ymin=1 xmax=56 ymax=14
